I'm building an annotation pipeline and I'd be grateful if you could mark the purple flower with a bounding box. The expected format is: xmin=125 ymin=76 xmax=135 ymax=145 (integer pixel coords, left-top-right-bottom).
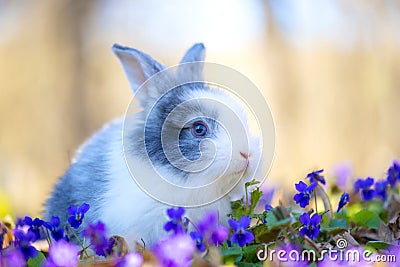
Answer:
xmin=256 ymin=185 xmax=275 ymax=211
xmin=0 ymin=224 xmax=7 ymax=248
xmin=153 ymin=234 xmax=195 ymax=267
xmin=337 ymin=192 xmax=350 ymax=212
xmin=82 ymin=221 xmax=112 ymax=257
xmin=190 ymin=232 xmax=206 ymax=252
xmin=210 ymin=225 xmax=229 ymax=245
xmin=67 ymin=203 xmax=90 ymax=229
xmin=306 ymin=169 xmax=325 ymax=185
xmin=197 ymin=211 xmax=217 ymax=234
xmin=272 ymin=243 xmax=310 ymax=267
xmin=0 ymin=248 xmax=26 ymax=267
xmin=374 ymin=180 xmax=388 ymax=201
xmin=272 ymin=244 xmax=308 ymax=266
xmin=265 ymin=204 xmax=273 ymax=211
xmin=164 ymin=207 xmax=186 ymax=234
xmin=13 ymin=229 xmax=38 ymax=261
xmin=386 ymin=161 xmax=400 ymax=187
xmin=195 ymin=211 xmax=229 ymax=246
xmin=299 ymin=213 xmax=321 ymax=240
xmin=23 ymin=216 xmax=43 ymax=242
xmin=293 ymin=181 xmax=318 ymax=208
xmin=116 ymin=252 xmax=143 ymax=267
xmin=354 ymin=177 xmax=375 ymax=201
xmin=319 ymin=246 xmax=375 ymax=266
xmin=228 ymin=216 xmax=254 ymax=247
xmin=15 ymin=218 xmax=25 ymax=228
xmin=384 ymin=245 xmax=400 ymax=267
xmin=43 ymin=216 xmax=65 ymax=241
xmin=332 ymin=162 xmax=353 ymax=191
xmin=43 ymin=239 xmax=79 ymax=267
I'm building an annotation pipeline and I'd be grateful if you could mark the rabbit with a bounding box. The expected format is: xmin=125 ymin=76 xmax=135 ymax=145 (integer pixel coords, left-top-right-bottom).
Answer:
xmin=44 ymin=43 xmax=262 ymax=248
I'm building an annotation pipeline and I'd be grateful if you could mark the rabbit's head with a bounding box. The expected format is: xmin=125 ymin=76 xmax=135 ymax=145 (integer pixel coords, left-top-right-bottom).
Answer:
xmin=113 ymin=43 xmax=262 ymax=204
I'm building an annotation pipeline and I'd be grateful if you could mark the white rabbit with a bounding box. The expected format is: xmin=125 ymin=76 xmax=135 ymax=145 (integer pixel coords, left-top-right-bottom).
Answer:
xmin=44 ymin=43 xmax=261 ymax=247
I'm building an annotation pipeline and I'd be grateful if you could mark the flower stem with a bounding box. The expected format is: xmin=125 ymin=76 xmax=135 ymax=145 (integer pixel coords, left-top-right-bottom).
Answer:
xmin=67 ymin=225 xmax=89 ymax=258
xmin=245 ymin=188 xmax=250 ymax=215
xmin=315 ymin=186 xmax=332 ymax=220
xmin=185 ymin=217 xmax=200 ymax=233
xmin=288 ymin=224 xmax=301 ymax=248
xmin=44 ymin=227 xmax=52 ymax=247
xmin=314 ymin=190 xmax=318 ymax=214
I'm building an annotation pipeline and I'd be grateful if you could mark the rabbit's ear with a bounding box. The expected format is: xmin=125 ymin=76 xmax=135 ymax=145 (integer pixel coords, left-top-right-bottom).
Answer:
xmin=112 ymin=44 xmax=164 ymax=95
xmin=178 ymin=43 xmax=206 ymax=82
xmin=180 ymin=43 xmax=205 ymax=63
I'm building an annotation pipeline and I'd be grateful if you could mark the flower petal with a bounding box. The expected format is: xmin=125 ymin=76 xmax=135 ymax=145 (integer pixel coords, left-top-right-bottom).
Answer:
xmin=310 ymin=214 xmax=322 ymax=225
xmin=175 ymin=207 xmax=185 ymax=218
xmin=299 ymin=227 xmax=307 ymax=237
xmin=210 ymin=225 xmax=229 ymax=245
xmin=50 ymin=216 xmax=60 ymax=227
xmin=239 ymin=216 xmax=250 ymax=228
xmin=163 ymin=221 xmax=174 ymax=232
xmin=78 ymin=203 xmax=90 ymax=214
xmin=365 ymin=177 xmax=374 ymax=187
xmin=299 ymin=213 xmax=310 ymax=225
xmin=307 ymin=182 xmax=318 ymax=192
xmin=295 ymin=181 xmax=307 ymax=192
xmin=243 ymin=231 xmax=254 ymax=244
xmin=228 ymin=219 xmax=238 ymax=231
xmin=67 ymin=205 xmax=77 ymax=215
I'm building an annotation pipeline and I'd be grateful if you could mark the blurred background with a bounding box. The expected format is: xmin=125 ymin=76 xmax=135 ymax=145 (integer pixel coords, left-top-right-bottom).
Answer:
xmin=0 ymin=0 xmax=399 ymax=217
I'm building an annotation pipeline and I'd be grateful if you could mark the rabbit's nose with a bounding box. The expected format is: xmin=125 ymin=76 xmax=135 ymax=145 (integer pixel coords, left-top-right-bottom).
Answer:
xmin=240 ymin=152 xmax=249 ymax=160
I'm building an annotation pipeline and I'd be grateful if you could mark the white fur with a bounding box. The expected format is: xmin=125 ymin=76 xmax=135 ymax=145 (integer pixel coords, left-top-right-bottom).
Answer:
xmin=97 ymin=88 xmax=261 ymax=247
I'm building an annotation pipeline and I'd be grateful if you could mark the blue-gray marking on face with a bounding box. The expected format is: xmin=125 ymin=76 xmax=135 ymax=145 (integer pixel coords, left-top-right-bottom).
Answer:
xmin=142 ymin=82 xmax=218 ymax=174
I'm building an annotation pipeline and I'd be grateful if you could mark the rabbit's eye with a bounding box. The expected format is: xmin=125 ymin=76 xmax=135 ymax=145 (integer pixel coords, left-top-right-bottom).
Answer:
xmin=191 ymin=121 xmax=208 ymax=138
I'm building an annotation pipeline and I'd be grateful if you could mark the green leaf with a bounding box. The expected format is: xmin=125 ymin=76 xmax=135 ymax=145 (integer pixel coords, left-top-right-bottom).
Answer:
xmin=221 ymin=246 xmax=243 ymax=264
xmin=27 ymin=252 xmax=46 ymax=267
xmin=237 ymin=262 xmax=263 ymax=267
xmin=249 ymin=187 xmax=263 ymax=215
xmin=321 ymin=218 xmax=348 ymax=235
xmin=249 ymin=214 xmax=265 ymax=220
xmin=245 ymin=179 xmax=260 ymax=188
xmin=366 ymin=241 xmax=390 ymax=250
xmin=266 ymin=212 xmax=292 ymax=230
xmin=252 ymin=224 xmax=280 ymax=243
xmin=352 ymin=210 xmax=383 ymax=230
xmin=241 ymin=244 xmax=265 ymax=263
xmin=231 ymin=198 xmax=246 ymax=220
xmin=244 ymin=180 xmax=260 ymax=215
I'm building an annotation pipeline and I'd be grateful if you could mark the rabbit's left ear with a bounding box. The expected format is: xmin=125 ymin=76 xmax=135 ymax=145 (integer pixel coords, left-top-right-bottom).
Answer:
xmin=112 ymin=44 xmax=165 ymax=102
xmin=177 ymin=43 xmax=206 ymax=82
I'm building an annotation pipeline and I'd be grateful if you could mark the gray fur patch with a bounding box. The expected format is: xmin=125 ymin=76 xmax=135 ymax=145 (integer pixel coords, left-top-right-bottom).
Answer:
xmin=128 ymin=83 xmax=220 ymax=176
xmin=44 ymin=121 xmax=120 ymax=237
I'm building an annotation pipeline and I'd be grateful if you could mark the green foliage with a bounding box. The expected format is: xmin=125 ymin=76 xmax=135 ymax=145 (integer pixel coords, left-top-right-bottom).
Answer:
xmin=27 ymin=252 xmax=46 ymax=267
xmin=352 ymin=210 xmax=383 ymax=230
xmin=248 ymin=187 xmax=262 ymax=216
xmin=366 ymin=241 xmax=390 ymax=250
xmin=224 ymin=167 xmax=400 ymax=266
xmin=230 ymin=179 xmax=263 ymax=219
xmin=221 ymin=246 xmax=243 ymax=264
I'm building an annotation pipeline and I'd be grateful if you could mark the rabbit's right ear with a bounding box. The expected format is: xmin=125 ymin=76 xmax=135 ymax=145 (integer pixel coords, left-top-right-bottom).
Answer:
xmin=112 ymin=44 xmax=165 ymax=101
xmin=177 ymin=43 xmax=206 ymax=82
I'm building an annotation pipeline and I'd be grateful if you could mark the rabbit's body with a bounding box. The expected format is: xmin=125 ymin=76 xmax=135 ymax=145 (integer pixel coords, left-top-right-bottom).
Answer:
xmin=45 ymin=116 xmax=231 ymax=245
xmin=45 ymin=43 xmax=261 ymax=247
